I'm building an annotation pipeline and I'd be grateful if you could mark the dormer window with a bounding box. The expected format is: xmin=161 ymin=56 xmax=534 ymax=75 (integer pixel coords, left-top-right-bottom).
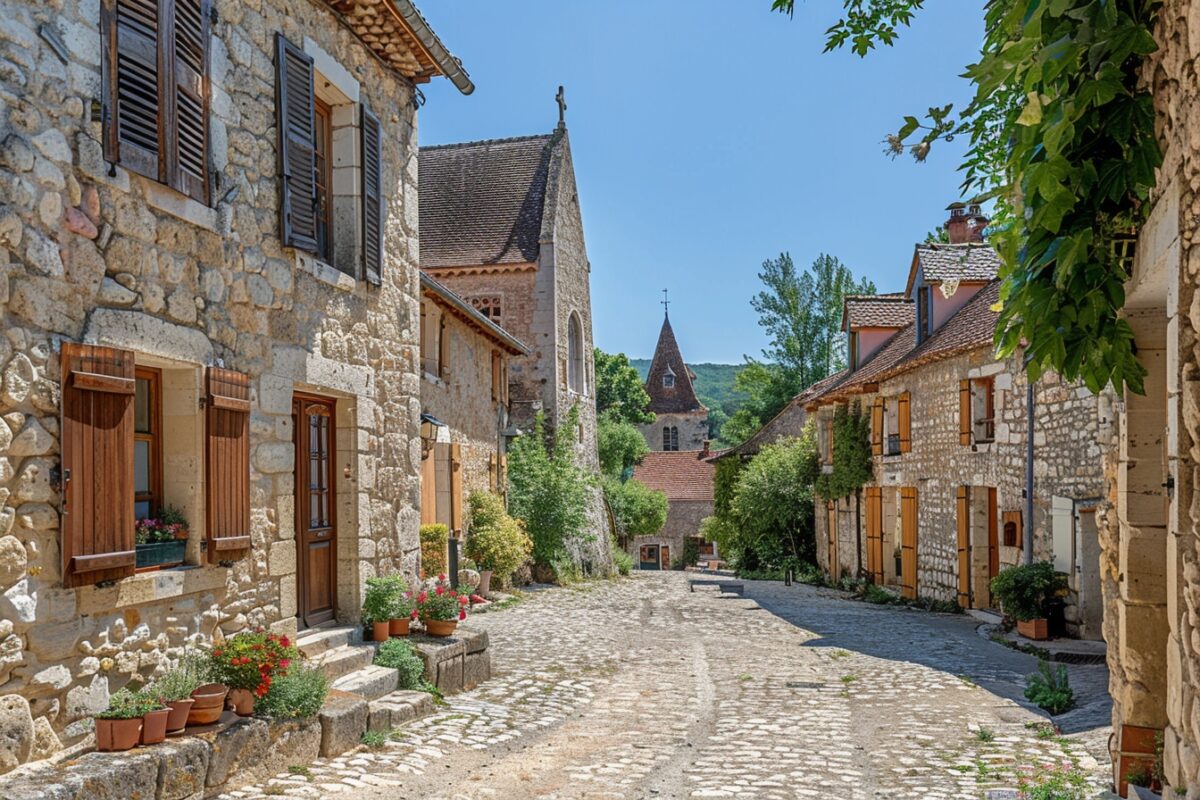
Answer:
xmin=663 ymin=367 xmax=675 ymax=389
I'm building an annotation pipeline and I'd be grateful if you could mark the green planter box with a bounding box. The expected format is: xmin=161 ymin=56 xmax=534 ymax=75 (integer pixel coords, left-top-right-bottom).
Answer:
xmin=136 ymin=540 xmax=185 ymax=569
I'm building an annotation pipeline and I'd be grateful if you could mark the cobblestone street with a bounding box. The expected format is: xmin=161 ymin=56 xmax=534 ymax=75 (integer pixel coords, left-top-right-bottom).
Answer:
xmin=222 ymin=574 xmax=1111 ymax=799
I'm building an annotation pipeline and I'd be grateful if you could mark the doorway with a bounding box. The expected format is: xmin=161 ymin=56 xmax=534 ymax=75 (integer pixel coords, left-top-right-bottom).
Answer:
xmin=294 ymin=394 xmax=338 ymax=629
xmin=639 ymin=544 xmax=660 ymax=571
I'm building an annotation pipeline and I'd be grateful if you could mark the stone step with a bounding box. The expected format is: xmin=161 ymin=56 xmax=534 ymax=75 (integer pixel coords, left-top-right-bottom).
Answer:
xmin=297 ymin=625 xmax=360 ymax=658
xmin=367 ymin=690 xmax=436 ymax=733
xmin=309 ymin=644 xmax=374 ymax=682
xmin=331 ymin=664 xmax=399 ymax=701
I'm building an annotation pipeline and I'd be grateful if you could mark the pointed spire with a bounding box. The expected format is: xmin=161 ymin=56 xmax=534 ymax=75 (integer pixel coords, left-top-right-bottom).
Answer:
xmin=644 ymin=314 xmax=705 ymax=414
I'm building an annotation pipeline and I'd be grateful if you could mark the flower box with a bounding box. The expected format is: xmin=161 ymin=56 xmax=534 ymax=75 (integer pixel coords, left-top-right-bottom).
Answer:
xmin=1017 ymin=617 xmax=1049 ymax=640
xmin=136 ymin=540 xmax=186 ymax=569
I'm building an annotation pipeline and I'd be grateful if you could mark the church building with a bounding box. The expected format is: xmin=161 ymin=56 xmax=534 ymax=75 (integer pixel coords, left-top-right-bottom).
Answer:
xmin=638 ymin=311 xmax=710 ymax=451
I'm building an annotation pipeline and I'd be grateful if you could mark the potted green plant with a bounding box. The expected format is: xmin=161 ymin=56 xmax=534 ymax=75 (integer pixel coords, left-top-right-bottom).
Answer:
xmin=147 ymin=652 xmax=207 ymax=733
xmin=990 ymin=561 xmax=1068 ymax=640
xmin=363 ymin=575 xmax=399 ymax=641
xmin=415 ymin=576 xmax=469 ymax=637
xmin=208 ymin=630 xmax=298 ymax=716
xmin=135 ymin=506 xmax=189 ymax=569
xmin=464 ymin=491 xmax=531 ymax=597
xmin=95 ymin=688 xmax=154 ymax=751
xmin=140 ymin=699 xmax=171 ymax=745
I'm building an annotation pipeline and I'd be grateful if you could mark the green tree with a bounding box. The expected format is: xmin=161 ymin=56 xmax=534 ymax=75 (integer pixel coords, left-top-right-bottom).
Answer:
xmin=594 ymin=349 xmax=654 ymax=424
xmin=727 ymin=430 xmax=820 ymax=570
xmin=506 ymin=406 xmax=591 ymax=568
xmin=597 ymin=412 xmax=649 ymax=479
xmin=603 ymin=476 xmax=668 ymax=542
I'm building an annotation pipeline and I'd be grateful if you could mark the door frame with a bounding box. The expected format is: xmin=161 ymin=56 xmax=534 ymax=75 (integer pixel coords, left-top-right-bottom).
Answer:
xmin=638 ymin=543 xmax=660 ymax=571
xmin=294 ymin=392 xmax=338 ymax=629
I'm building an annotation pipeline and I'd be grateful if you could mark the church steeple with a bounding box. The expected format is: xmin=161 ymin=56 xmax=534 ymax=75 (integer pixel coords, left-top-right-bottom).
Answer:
xmin=645 ymin=313 xmax=705 ymax=414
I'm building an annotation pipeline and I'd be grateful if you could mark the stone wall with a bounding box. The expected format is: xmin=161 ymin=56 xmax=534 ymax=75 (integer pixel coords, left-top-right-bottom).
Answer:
xmin=630 ymin=499 xmax=712 ymax=570
xmin=638 ymin=411 xmax=709 ymax=453
xmin=0 ymin=0 xmax=425 ymax=772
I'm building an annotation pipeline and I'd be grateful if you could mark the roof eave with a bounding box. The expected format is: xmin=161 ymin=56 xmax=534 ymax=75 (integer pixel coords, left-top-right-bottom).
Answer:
xmin=390 ymin=0 xmax=474 ymax=94
xmin=420 ymin=272 xmax=530 ymax=355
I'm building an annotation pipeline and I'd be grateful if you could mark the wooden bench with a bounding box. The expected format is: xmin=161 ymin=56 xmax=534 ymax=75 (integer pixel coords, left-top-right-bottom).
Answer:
xmin=688 ymin=578 xmax=724 ymax=592
xmin=717 ymin=582 xmax=745 ymax=596
xmin=688 ymin=578 xmax=745 ymax=596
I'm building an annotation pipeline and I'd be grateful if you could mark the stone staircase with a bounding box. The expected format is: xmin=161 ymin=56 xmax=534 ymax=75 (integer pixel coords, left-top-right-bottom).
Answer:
xmin=297 ymin=625 xmax=375 ymax=682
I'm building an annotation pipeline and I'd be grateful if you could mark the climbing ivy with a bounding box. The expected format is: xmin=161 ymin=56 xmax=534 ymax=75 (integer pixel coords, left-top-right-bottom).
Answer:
xmin=773 ymin=0 xmax=1163 ymax=394
xmin=814 ymin=403 xmax=873 ymax=500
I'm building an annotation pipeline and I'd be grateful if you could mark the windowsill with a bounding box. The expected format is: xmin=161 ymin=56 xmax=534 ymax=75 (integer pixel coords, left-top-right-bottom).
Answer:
xmin=422 ymin=372 xmax=446 ymax=387
xmin=76 ymin=560 xmax=229 ymax=607
xmin=294 ymin=250 xmax=357 ymax=292
xmin=135 ymin=174 xmax=221 ymax=233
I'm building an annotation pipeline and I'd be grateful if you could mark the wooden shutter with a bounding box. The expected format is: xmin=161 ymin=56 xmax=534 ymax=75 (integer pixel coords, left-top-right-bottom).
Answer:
xmin=959 ymin=379 xmax=972 ymax=445
xmin=275 ymin=33 xmax=318 ymax=253
xmin=900 ymin=487 xmax=918 ymax=599
xmin=205 ymin=368 xmax=251 ymax=563
xmin=1003 ymin=510 xmax=1022 ymax=548
xmin=103 ymin=0 xmax=161 ymax=179
xmin=361 ymin=106 xmax=383 ymax=285
xmin=898 ymin=391 xmax=912 ymax=453
xmin=169 ymin=0 xmax=210 ymax=202
xmin=491 ymin=350 xmax=501 ymax=402
xmin=499 ymin=453 xmax=508 ymax=501
xmin=420 ymin=453 xmax=437 ymax=526
xmin=488 ymin=452 xmax=498 ymax=492
xmin=987 ymin=488 xmax=1000 ymax=581
xmin=870 ymin=397 xmax=883 ymax=456
xmin=865 ymin=487 xmax=883 ymax=583
xmin=61 ymin=344 xmax=137 ymax=588
xmin=449 ymin=443 xmax=463 ymax=537
xmin=438 ymin=317 xmax=448 ymax=379
xmin=956 ymin=486 xmax=970 ymax=608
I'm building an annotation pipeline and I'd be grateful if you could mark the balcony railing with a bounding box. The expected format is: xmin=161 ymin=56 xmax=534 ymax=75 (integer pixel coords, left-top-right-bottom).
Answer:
xmin=974 ymin=417 xmax=995 ymax=444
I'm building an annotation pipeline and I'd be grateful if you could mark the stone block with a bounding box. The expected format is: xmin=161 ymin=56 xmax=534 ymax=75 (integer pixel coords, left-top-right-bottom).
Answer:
xmin=155 ymin=737 xmax=210 ymax=800
xmin=458 ymin=626 xmax=488 ymax=655
xmin=201 ymin=716 xmax=269 ymax=787
xmin=0 ymin=695 xmax=32 ymax=775
xmin=462 ymin=651 xmax=491 ymax=690
xmin=435 ymin=655 xmax=463 ymax=694
xmin=331 ymin=664 xmax=398 ymax=701
xmin=256 ymin=717 xmax=320 ymax=783
xmin=268 ymin=540 xmax=296 ymax=576
xmin=60 ymin=751 xmax=160 ymax=800
xmin=317 ymin=690 xmax=368 ymax=757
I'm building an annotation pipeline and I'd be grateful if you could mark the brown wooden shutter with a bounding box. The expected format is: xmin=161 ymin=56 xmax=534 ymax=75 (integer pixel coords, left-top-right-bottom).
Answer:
xmin=488 ymin=452 xmax=498 ymax=492
xmin=826 ymin=501 xmax=839 ymax=582
xmin=987 ymin=487 xmax=1000 ymax=580
xmin=168 ymin=0 xmax=210 ymax=202
xmin=959 ymin=379 xmax=972 ymax=445
xmin=865 ymin=487 xmax=883 ymax=583
xmin=420 ymin=453 xmax=437 ymax=526
xmin=498 ymin=453 xmax=508 ymax=501
xmin=1003 ymin=510 xmax=1022 ymax=548
xmin=870 ymin=397 xmax=883 ymax=456
xmin=898 ymin=391 xmax=912 ymax=453
xmin=361 ymin=106 xmax=383 ymax=285
xmin=275 ymin=33 xmax=318 ymax=253
xmin=956 ymin=486 xmax=970 ymax=608
xmin=205 ymin=368 xmax=251 ymax=562
xmin=449 ymin=443 xmax=463 ymax=537
xmin=61 ymin=344 xmax=137 ymax=588
xmin=103 ymin=0 xmax=161 ymax=179
xmin=900 ymin=487 xmax=918 ymax=599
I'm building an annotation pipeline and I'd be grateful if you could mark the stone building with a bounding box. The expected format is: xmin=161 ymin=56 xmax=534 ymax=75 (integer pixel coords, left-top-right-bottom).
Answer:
xmin=1098 ymin=3 xmax=1200 ymax=791
xmin=808 ymin=212 xmax=1106 ymax=642
xmin=630 ymin=448 xmax=715 ymax=570
xmin=418 ymin=273 xmax=529 ymax=548
xmin=638 ymin=313 xmax=709 ymax=452
xmin=417 ymin=109 xmax=613 ymax=576
xmin=0 ymin=0 xmax=469 ymax=771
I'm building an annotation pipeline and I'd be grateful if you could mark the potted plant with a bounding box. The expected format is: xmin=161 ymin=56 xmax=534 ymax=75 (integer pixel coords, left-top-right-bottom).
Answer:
xmin=147 ymin=652 xmax=207 ymax=733
xmin=416 ymin=575 xmax=469 ymax=637
xmin=188 ymin=681 xmax=229 ymax=726
xmin=363 ymin=575 xmax=400 ymax=642
xmin=140 ymin=700 xmax=171 ymax=745
xmin=990 ymin=561 xmax=1068 ymax=640
xmin=95 ymin=689 xmax=153 ymax=752
xmin=135 ymin=506 xmax=189 ymax=569
xmin=208 ymin=630 xmax=297 ymax=716
xmin=464 ymin=491 xmax=532 ymax=597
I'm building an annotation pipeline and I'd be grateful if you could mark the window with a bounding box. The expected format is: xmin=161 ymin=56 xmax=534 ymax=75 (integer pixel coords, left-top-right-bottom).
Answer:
xmin=663 ymin=426 xmax=679 ymax=451
xmin=134 ymin=367 xmax=162 ymax=520
xmin=420 ymin=301 xmax=445 ymax=378
xmin=470 ymin=296 xmax=503 ymax=324
xmin=313 ymin=97 xmax=334 ymax=263
xmin=961 ymin=377 xmax=995 ymax=445
xmin=103 ymin=0 xmax=211 ymax=203
xmin=663 ymin=370 xmax=675 ymax=389
xmin=568 ymin=313 xmax=585 ymax=394
xmin=849 ymin=331 xmax=859 ymax=371
xmin=1002 ymin=510 xmax=1022 ymax=547
xmin=822 ymin=417 xmax=834 ymax=465
xmin=883 ymin=397 xmax=900 ymax=456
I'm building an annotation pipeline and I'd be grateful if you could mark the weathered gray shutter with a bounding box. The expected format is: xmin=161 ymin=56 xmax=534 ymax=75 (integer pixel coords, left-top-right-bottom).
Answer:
xmin=275 ymin=33 xmax=318 ymax=253
xmin=169 ymin=0 xmax=210 ymax=202
xmin=361 ymin=106 xmax=383 ymax=285
xmin=104 ymin=0 xmax=161 ymax=179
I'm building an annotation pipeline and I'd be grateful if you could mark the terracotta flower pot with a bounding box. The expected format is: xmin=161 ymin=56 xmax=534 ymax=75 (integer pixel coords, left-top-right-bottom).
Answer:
xmin=423 ymin=618 xmax=457 ymax=637
xmin=140 ymin=708 xmax=170 ymax=745
xmin=478 ymin=570 xmax=493 ymax=597
xmin=1017 ymin=618 xmax=1049 ymax=640
xmin=373 ymin=621 xmax=391 ymax=642
xmin=227 ymin=688 xmax=256 ymax=717
xmin=188 ymin=683 xmax=228 ymax=726
xmin=165 ymin=699 xmax=194 ymax=733
xmin=389 ymin=618 xmax=410 ymax=636
xmin=95 ymin=717 xmax=142 ymax=752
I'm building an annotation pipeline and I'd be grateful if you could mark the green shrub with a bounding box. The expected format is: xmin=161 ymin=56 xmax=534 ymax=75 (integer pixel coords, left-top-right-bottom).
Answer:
xmin=611 ymin=543 xmax=633 ymax=576
xmin=990 ymin=561 xmax=1067 ymax=622
xmin=147 ymin=652 xmax=208 ymax=703
xmin=97 ymin=688 xmax=160 ymax=719
xmin=597 ymin=412 xmax=649 ymax=478
xmin=603 ymin=476 xmax=668 ymax=540
xmin=256 ymin=663 xmax=329 ymax=719
xmin=464 ymin=491 xmax=532 ymax=584
xmin=861 ymin=584 xmax=899 ymax=605
xmin=728 ymin=433 xmax=819 ymax=568
xmin=362 ymin=575 xmax=400 ymax=624
xmin=361 ymin=730 xmax=388 ymax=749
xmin=1015 ymin=760 xmax=1090 ymax=800
xmin=420 ymin=524 xmax=449 ymax=578
xmin=1024 ymin=660 xmax=1074 ymax=715
xmin=373 ymin=639 xmax=427 ymax=691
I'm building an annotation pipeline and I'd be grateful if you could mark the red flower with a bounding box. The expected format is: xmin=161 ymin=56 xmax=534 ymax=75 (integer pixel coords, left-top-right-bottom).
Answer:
xmin=410 ymin=609 xmax=419 ymax=620
xmin=458 ymin=610 xmax=466 ymax=621
xmin=470 ymin=595 xmax=485 ymax=604
xmin=280 ymin=659 xmax=290 ymax=669
xmin=438 ymin=573 xmax=447 ymax=582
xmin=417 ymin=591 xmax=427 ymax=603
xmin=435 ymin=585 xmax=445 ymax=596
xmin=458 ymin=595 xmax=469 ymax=605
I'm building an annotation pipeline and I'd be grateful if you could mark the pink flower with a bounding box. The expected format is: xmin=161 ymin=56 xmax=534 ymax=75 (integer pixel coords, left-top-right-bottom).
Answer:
xmin=438 ymin=573 xmax=447 ymax=582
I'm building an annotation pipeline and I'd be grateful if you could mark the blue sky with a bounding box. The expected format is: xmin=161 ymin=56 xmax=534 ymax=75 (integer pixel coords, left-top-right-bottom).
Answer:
xmin=418 ymin=1 xmax=985 ymax=364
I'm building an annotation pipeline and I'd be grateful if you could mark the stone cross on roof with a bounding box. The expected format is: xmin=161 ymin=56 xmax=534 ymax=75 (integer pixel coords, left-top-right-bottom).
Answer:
xmin=661 ymin=288 xmax=670 ymax=318
xmin=556 ymin=85 xmax=567 ymax=128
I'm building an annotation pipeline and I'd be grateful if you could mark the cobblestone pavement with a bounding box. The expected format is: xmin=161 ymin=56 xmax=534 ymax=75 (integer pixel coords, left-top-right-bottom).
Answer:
xmin=221 ymin=574 xmax=1112 ymax=799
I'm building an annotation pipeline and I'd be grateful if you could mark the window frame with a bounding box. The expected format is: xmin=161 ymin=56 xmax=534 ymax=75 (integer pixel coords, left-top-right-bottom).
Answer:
xmin=970 ymin=377 xmax=996 ymax=444
xmin=883 ymin=396 xmax=901 ymax=456
xmin=663 ymin=372 xmax=675 ymax=389
xmin=134 ymin=366 xmax=163 ymax=522
xmin=312 ymin=95 xmax=334 ymax=264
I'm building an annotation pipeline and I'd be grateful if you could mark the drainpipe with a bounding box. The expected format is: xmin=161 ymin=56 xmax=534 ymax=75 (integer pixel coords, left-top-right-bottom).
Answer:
xmin=1024 ymin=380 xmax=1035 ymax=565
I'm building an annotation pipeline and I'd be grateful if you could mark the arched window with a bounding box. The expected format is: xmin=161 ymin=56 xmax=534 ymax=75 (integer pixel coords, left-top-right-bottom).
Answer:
xmin=568 ymin=313 xmax=585 ymax=394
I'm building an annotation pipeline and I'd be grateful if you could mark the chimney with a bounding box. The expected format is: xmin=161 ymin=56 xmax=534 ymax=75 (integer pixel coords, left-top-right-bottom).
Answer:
xmin=701 ymin=440 xmax=711 ymax=457
xmin=945 ymin=202 xmax=988 ymax=244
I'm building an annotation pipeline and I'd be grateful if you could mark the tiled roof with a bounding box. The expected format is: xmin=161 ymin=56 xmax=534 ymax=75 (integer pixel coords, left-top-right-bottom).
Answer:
xmin=418 ymin=134 xmax=557 ymax=269
xmin=644 ymin=316 xmax=705 ymax=414
xmin=709 ymin=399 xmax=808 ymax=461
xmin=633 ymin=451 xmax=715 ymax=502
xmin=843 ymin=294 xmax=914 ymax=330
xmin=907 ymin=243 xmax=1002 ymax=295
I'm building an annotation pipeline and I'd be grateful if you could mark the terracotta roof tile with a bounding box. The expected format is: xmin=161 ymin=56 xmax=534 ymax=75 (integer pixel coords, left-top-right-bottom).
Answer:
xmin=913 ymin=243 xmax=1002 ymax=285
xmin=418 ymin=134 xmax=556 ymax=269
xmin=633 ymin=451 xmax=715 ymax=502
xmin=644 ymin=316 xmax=705 ymax=414
xmin=844 ymin=295 xmax=914 ymax=330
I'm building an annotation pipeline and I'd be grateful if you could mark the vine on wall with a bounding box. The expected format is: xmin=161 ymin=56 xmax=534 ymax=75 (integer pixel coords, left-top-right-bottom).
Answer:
xmin=815 ymin=403 xmax=873 ymax=500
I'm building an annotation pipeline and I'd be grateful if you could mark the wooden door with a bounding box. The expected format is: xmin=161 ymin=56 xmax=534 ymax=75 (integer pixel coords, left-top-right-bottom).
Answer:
xmin=294 ymin=395 xmax=337 ymax=628
xmin=639 ymin=544 xmax=659 ymax=571
xmin=986 ymin=487 xmax=1000 ymax=586
xmin=956 ymin=486 xmax=970 ymax=608
xmin=865 ymin=487 xmax=884 ymax=583
xmin=660 ymin=545 xmax=671 ymax=570
xmin=900 ymin=487 xmax=918 ymax=599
